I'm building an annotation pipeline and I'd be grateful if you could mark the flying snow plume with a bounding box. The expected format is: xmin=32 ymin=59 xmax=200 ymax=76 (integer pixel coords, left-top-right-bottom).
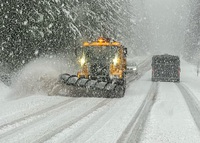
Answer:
xmin=0 ymin=81 xmax=10 ymax=101
xmin=9 ymin=55 xmax=77 ymax=99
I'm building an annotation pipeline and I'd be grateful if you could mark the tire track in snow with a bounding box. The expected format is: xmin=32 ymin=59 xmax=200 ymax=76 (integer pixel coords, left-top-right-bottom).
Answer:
xmin=45 ymin=99 xmax=119 ymax=143
xmin=176 ymin=83 xmax=200 ymax=131
xmin=0 ymin=98 xmax=76 ymax=138
xmin=32 ymin=98 xmax=112 ymax=143
xmin=0 ymin=98 xmax=105 ymax=143
xmin=117 ymin=82 xmax=158 ymax=143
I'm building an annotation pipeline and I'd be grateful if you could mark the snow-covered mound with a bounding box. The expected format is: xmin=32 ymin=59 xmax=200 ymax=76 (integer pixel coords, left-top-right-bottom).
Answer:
xmin=9 ymin=56 xmax=77 ymax=98
xmin=180 ymin=60 xmax=200 ymax=101
xmin=0 ymin=80 xmax=10 ymax=101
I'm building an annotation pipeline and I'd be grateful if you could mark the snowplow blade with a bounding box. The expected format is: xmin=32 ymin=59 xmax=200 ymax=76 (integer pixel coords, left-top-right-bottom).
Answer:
xmin=54 ymin=73 xmax=125 ymax=98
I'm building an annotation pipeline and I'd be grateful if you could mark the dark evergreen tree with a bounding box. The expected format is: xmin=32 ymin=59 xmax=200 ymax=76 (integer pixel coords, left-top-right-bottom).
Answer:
xmin=0 ymin=0 xmax=148 ymax=71
xmin=183 ymin=0 xmax=200 ymax=63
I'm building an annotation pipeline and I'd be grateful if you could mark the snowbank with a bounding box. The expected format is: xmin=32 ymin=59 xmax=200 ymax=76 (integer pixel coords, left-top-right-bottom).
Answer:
xmin=180 ymin=60 xmax=200 ymax=101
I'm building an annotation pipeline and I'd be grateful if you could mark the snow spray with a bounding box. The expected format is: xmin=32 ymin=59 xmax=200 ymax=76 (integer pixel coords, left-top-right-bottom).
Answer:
xmin=9 ymin=55 xmax=77 ymax=98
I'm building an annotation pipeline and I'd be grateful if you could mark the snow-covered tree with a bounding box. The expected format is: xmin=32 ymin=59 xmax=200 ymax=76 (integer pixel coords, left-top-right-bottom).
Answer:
xmin=183 ymin=0 xmax=200 ymax=63
xmin=0 ymin=0 xmax=148 ymax=71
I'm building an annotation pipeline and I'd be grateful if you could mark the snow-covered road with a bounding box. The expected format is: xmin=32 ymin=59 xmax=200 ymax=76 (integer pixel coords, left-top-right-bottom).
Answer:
xmin=140 ymin=82 xmax=200 ymax=143
xmin=0 ymin=58 xmax=200 ymax=143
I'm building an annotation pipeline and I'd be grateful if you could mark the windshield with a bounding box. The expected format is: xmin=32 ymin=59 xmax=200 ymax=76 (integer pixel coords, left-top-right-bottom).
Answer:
xmin=83 ymin=46 xmax=118 ymax=64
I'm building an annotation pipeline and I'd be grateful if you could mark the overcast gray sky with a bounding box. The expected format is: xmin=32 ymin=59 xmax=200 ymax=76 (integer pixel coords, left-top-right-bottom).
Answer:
xmin=145 ymin=0 xmax=190 ymax=55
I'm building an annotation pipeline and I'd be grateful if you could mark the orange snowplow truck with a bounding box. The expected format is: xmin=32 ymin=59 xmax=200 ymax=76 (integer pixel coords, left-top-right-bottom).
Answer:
xmin=77 ymin=37 xmax=127 ymax=81
xmin=57 ymin=37 xmax=128 ymax=98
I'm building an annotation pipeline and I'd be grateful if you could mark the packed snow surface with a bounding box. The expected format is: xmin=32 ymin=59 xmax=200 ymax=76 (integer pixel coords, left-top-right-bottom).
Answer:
xmin=140 ymin=82 xmax=200 ymax=143
xmin=180 ymin=60 xmax=200 ymax=101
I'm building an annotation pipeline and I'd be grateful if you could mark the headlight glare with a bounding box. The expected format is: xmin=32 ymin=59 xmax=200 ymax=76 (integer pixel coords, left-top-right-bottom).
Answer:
xmin=113 ymin=55 xmax=118 ymax=66
xmin=80 ymin=53 xmax=86 ymax=67
xmin=132 ymin=67 xmax=137 ymax=71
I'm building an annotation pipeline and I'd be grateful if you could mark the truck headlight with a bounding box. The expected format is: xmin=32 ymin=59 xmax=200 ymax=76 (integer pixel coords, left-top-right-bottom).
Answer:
xmin=79 ymin=54 xmax=86 ymax=67
xmin=113 ymin=55 xmax=119 ymax=66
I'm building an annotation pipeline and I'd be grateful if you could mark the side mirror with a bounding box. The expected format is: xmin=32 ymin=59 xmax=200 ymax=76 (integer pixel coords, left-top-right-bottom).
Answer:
xmin=124 ymin=48 xmax=127 ymax=56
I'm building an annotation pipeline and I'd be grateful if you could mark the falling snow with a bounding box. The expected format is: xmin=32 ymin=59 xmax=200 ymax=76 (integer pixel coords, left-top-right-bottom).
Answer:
xmin=0 ymin=0 xmax=200 ymax=142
